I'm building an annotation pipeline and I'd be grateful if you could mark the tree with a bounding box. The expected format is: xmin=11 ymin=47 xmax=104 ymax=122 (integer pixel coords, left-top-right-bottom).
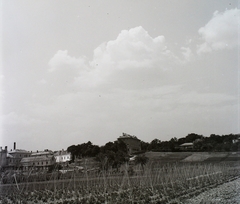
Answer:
xmin=177 ymin=137 xmax=186 ymax=145
xmin=67 ymin=141 xmax=101 ymax=159
xmin=67 ymin=145 xmax=78 ymax=162
xmin=140 ymin=141 xmax=149 ymax=152
xmin=134 ymin=154 xmax=149 ymax=170
xmin=147 ymin=139 xmax=161 ymax=151
xmin=91 ymin=146 xmax=100 ymax=156
xmin=193 ymin=140 xmax=204 ymax=151
xmin=95 ymin=150 xmax=128 ymax=171
xmin=48 ymin=163 xmax=62 ymax=173
xmin=201 ymin=143 xmax=213 ymax=151
xmin=95 ymin=152 xmax=109 ymax=170
xmin=185 ymin=133 xmax=202 ymax=143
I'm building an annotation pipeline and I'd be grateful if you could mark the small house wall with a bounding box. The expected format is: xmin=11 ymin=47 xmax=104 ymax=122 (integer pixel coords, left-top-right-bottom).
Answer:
xmin=118 ymin=137 xmax=141 ymax=154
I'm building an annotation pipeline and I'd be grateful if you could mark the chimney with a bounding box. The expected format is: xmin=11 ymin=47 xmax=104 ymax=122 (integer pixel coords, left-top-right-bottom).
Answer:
xmin=14 ymin=142 xmax=16 ymax=150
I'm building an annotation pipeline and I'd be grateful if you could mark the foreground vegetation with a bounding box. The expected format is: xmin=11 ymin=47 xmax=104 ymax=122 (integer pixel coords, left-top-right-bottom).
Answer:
xmin=1 ymin=161 xmax=240 ymax=204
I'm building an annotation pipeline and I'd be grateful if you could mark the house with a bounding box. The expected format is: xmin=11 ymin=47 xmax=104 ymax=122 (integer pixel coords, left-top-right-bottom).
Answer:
xmin=0 ymin=142 xmax=31 ymax=170
xmin=21 ymin=155 xmax=55 ymax=171
xmin=54 ymin=150 xmax=71 ymax=165
xmin=21 ymin=149 xmax=56 ymax=171
xmin=8 ymin=149 xmax=31 ymax=169
xmin=0 ymin=146 xmax=8 ymax=168
xmin=179 ymin=143 xmax=194 ymax=151
xmin=118 ymin=133 xmax=141 ymax=155
xmin=31 ymin=149 xmax=53 ymax=157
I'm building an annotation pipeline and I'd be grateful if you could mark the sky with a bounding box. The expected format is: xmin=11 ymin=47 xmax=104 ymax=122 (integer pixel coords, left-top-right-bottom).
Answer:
xmin=0 ymin=0 xmax=240 ymax=151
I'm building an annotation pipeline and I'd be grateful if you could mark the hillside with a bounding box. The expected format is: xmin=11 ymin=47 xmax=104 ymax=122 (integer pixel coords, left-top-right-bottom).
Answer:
xmin=145 ymin=151 xmax=240 ymax=163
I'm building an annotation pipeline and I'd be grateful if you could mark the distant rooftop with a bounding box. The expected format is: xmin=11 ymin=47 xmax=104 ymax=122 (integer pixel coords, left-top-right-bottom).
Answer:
xmin=9 ymin=149 xmax=30 ymax=153
xmin=21 ymin=155 xmax=54 ymax=163
xmin=180 ymin=143 xmax=194 ymax=147
xmin=7 ymin=153 xmax=13 ymax=158
xmin=54 ymin=150 xmax=70 ymax=156
xmin=31 ymin=150 xmax=53 ymax=156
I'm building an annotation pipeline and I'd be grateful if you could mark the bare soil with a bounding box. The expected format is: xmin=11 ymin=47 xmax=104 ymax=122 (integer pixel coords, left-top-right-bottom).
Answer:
xmin=183 ymin=177 xmax=240 ymax=204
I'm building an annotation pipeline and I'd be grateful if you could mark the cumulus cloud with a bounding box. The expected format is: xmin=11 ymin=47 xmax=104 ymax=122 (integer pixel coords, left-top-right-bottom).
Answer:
xmin=91 ymin=26 xmax=173 ymax=69
xmin=197 ymin=8 xmax=240 ymax=54
xmin=48 ymin=26 xmax=180 ymax=91
xmin=46 ymin=50 xmax=91 ymax=94
xmin=48 ymin=50 xmax=86 ymax=72
xmin=88 ymin=27 xmax=179 ymax=88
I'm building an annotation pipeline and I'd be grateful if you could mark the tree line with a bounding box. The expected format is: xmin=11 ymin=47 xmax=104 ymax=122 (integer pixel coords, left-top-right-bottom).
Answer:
xmin=67 ymin=133 xmax=240 ymax=169
xmin=67 ymin=140 xmax=129 ymax=170
xmin=141 ymin=133 xmax=240 ymax=152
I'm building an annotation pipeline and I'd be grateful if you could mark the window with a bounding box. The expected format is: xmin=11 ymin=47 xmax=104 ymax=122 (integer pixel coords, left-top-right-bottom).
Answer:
xmin=46 ymin=162 xmax=48 ymax=165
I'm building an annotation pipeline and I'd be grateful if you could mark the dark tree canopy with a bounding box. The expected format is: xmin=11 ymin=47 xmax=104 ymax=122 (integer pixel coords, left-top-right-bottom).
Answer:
xmin=67 ymin=133 xmax=240 ymax=164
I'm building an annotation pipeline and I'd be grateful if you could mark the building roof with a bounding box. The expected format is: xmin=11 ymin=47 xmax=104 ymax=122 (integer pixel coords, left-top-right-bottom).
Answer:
xmin=7 ymin=153 xmax=13 ymax=158
xmin=180 ymin=143 xmax=194 ymax=147
xmin=21 ymin=155 xmax=55 ymax=163
xmin=31 ymin=151 xmax=53 ymax=156
xmin=9 ymin=149 xmax=30 ymax=154
xmin=54 ymin=150 xmax=70 ymax=156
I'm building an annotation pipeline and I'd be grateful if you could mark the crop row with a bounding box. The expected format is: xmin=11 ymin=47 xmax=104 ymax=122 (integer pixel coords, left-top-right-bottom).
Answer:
xmin=0 ymin=162 xmax=239 ymax=203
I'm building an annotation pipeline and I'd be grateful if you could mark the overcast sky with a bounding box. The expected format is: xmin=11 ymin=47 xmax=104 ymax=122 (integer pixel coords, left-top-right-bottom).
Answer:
xmin=0 ymin=1 xmax=239 ymax=151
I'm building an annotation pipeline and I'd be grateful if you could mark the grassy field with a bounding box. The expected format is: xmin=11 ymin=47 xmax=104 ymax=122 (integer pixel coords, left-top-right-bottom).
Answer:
xmin=0 ymin=152 xmax=240 ymax=204
xmin=145 ymin=151 xmax=240 ymax=163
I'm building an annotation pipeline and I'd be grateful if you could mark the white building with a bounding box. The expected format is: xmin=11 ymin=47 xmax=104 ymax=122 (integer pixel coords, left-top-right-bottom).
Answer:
xmin=54 ymin=150 xmax=71 ymax=163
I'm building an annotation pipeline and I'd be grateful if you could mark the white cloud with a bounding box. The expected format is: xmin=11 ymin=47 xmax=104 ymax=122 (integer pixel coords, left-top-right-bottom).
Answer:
xmin=197 ymin=8 xmax=240 ymax=54
xmin=83 ymin=27 xmax=181 ymax=89
xmin=196 ymin=42 xmax=212 ymax=54
xmin=46 ymin=50 xmax=90 ymax=93
xmin=48 ymin=50 xmax=86 ymax=72
xmin=91 ymin=26 xmax=175 ymax=70
xmin=181 ymin=47 xmax=193 ymax=61
xmin=47 ymin=26 xmax=180 ymax=91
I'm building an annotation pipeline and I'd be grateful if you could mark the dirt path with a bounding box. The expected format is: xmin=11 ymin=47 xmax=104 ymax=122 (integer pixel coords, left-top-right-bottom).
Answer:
xmin=183 ymin=177 xmax=240 ymax=204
